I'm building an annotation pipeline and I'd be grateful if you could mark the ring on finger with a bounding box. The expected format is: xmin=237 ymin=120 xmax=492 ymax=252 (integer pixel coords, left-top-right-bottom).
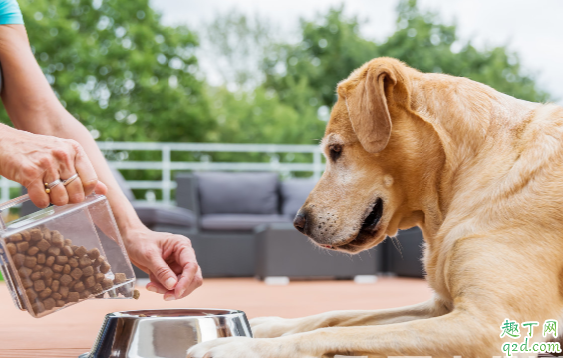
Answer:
xmin=63 ymin=173 xmax=79 ymax=186
xmin=44 ymin=179 xmax=62 ymax=194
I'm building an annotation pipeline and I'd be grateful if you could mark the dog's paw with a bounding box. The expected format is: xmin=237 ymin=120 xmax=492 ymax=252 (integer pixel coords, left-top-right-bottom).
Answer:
xmin=187 ymin=337 xmax=259 ymax=358
xmin=251 ymin=316 xmax=318 ymax=338
xmin=250 ymin=316 xmax=290 ymax=338
xmin=187 ymin=336 xmax=318 ymax=358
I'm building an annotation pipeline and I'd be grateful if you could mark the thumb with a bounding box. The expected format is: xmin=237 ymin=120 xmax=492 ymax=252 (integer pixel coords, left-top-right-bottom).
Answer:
xmin=94 ymin=181 xmax=108 ymax=195
xmin=147 ymin=254 xmax=177 ymax=291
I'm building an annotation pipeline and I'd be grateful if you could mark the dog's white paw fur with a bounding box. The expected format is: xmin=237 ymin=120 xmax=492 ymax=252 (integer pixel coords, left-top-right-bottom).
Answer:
xmin=187 ymin=337 xmax=259 ymax=358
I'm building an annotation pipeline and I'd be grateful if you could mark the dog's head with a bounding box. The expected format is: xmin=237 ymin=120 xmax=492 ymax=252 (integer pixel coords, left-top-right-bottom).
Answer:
xmin=294 ymin=58 xmax=433 ymax=253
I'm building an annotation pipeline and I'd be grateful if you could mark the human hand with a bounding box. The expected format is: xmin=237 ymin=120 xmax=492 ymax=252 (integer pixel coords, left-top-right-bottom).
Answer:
xmin=123 ymin=226 xmax=202 ymax=300
xmin=0 ymin=125 xmax=107 ymax=207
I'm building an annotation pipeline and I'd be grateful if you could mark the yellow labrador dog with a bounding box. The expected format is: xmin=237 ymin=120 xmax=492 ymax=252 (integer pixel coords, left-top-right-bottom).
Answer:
xmin=188 ymin=57 xmax=563 ymax=357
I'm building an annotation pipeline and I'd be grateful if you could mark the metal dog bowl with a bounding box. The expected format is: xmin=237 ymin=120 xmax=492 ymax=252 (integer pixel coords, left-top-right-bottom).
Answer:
xmin=79 ymin=308 xmax=253 ymax=358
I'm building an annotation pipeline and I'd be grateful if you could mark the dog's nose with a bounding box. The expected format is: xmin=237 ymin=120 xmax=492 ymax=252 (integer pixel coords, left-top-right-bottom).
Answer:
xmin=293 ymin=212 xmax=307 ymax=233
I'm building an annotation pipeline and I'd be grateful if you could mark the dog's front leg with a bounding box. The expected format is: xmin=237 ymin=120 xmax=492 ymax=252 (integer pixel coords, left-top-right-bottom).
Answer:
xmin=251 ymin=296 xmax=449 ymax=338
xmin=188 ymin=308 xmax=498 ymax=358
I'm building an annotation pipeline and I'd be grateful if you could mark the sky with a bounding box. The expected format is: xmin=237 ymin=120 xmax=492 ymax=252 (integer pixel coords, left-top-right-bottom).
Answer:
xmin=150 ymin=0 xmax=563 ymax=105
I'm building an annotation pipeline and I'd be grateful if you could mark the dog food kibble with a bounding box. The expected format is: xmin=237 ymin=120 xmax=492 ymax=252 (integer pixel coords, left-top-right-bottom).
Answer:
xmin=59 ymin=286 xmax=69 ymax=298
xmin=60 ymin=274 xmax=72 ymax=286
xmin=84 ymin=275 xmax=96 ymax=289
xmin=52 ymin=280 xmax=60 ymax=293
xmin=6 ymin=243 xmax=16 ymax=255
xmin=3 ymin=228 xmax=120 ymax=316
xmin=78 ymin=256 xmax=91 ymax=268
xmin=82 ymin=266 xmax=94 ymax=277
xmin=32 ymin=302 xmax=45 ymax=314
xmin=29 ymin=229 xmax=41 ymax=242
xmin=30 ymin=272 xmax=42 ymax=281
xmin=26 ymin=288 xmax=38 ymax=301
xmin=51 ymin=231 xmax=64 ymax=248
xmin=22 ymin=278 xmax=33 ymax=289
xmin=13 ymin=253 xmax=25 ymax=268
xmin=47 ymin=247 xmax=60 ymax=256
xmin=74 ymin=281 xmax=85 ymax=293
xmin=100 ymin=261 xmax=110 ymax=274
xmin=27 ymin=246 xmax=39 ymax=256
xmin=87 ymin=248 xmax=100 ymax=260
xmin=74 ymin=246 xmax=87 ymax=257
xmin=62 ymin=246 xmax=73 ymax=257
xmin=101 ymin=278 xmax=113 ymax=290
xmin=133 ymin=289 xmax=140 ymax=300
xmin=36 ymin=239 xmax=50 ymax=252
xmin=18 ymin=266 xmax=32 ymax=279
xmin=92 ymin=283 xmax=103 ymax=294
xmin=43 ymin=297 xmax=56 ymax=310
xmin=39 ymin=287 xmax=52 ymax=299
xmin=70 ymin=268 xmax=83 ymax=280
xmin=24 ymin=256 xmax=37 ymax=269
xmin=45 ymin=256 xmax=55 ymax=267
xmin=114 ymin=273 xmax=127 ymax=285
xmin=68 ymin=292 xmax=79 ymax=302
xmin=34 ymin=280 xmax=45 ymax=292
xmin=79 ymin=290 xmax=91 ymax=299
xmin=41 ymin=267 xmax=54 ymax=279
xmin=16 ymin=241 xmax=29 ymax=253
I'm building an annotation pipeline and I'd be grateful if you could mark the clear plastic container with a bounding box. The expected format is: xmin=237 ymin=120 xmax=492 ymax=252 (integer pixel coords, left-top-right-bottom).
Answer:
xmin=0 ymin=194 xmax=136 ymax=318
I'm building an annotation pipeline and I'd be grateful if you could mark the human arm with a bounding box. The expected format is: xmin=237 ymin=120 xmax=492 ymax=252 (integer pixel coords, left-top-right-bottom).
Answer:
xmin=0 ymin=24 xmax=202 ymax=300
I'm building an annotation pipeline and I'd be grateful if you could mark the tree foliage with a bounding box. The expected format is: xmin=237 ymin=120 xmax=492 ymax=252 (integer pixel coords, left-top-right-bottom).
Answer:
xmin=5 ymin=0 xmax=214 ymax=142
xmin=204 ymin=1 xmax=549 ymax=146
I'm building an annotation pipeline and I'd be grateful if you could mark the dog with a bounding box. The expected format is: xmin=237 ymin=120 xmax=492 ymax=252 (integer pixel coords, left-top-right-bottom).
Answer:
xmin=187 ymin=57 xmax=563 ymax=357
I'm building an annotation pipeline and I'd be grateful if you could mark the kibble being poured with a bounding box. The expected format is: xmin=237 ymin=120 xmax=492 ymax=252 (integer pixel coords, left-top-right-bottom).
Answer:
xmin=4 ymin=227 xmax=131 ymax=315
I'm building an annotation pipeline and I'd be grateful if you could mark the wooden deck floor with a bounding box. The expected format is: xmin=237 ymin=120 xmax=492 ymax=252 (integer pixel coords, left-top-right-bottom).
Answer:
xmin=0 ymin=277 xmax=432 ymax=356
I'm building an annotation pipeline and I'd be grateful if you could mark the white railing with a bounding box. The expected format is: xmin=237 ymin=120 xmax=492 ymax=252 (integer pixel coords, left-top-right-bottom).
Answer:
xmin=0 ymin=142 xmax=325 ymax=206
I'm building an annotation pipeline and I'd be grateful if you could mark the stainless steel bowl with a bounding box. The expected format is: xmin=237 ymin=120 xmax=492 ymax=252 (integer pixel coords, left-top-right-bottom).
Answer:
xmin=79 ymin=308 xmax=253 ymax=358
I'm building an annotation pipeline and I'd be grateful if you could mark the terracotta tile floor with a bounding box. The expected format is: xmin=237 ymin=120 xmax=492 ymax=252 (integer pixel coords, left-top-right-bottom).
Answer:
xmin=0 ymin=277 xmax=432 ymax=356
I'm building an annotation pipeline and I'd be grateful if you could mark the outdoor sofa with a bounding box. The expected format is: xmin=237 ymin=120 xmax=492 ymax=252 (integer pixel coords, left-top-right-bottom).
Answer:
xmin=175 ymin=171 xmax=382 ymax=279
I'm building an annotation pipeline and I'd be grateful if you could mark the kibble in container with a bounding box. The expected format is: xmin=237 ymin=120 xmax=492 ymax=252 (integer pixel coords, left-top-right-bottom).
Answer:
xmin=0 ymin=194 xmax=136 ymax=318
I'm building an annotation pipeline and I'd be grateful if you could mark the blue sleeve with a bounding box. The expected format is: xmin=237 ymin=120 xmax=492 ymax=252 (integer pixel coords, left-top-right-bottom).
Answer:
xmin=0 ymin=0 xmax=23 ymax=25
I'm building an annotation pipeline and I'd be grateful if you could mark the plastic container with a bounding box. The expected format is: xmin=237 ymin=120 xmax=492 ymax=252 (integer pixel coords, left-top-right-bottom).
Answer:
xmin=0 ymin=194 xmax=136 ymax=318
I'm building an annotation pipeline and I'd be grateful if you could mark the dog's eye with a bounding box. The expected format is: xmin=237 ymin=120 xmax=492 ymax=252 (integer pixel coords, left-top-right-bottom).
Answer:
xmin=329 ymin=144 xmax=342 ymax=162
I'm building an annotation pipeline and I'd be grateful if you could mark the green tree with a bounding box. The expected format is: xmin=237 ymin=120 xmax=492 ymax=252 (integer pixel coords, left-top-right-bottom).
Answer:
xmin=262 ymin=1 xmax=548 ymax=121
xmin=7 ymin=0 xmax=214 ymax=143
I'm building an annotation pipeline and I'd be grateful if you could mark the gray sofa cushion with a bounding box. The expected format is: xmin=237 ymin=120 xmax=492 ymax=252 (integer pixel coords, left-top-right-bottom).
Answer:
xmin=110 ymin=166 xmax=135 ymax=202
xmin=133 ymin=203 xmax=195 ymax=228
xmin=196 ymin=172 xmax=279 ymax=215
xmin=200 ymin=214 xmax=290 ymax=231
xmin=280 ymin=179 xmax=317 ymax=218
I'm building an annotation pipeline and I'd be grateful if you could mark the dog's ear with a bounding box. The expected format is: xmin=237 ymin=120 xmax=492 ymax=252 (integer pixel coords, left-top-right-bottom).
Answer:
xmin=341 ymin=64 xmax=400 ymax=153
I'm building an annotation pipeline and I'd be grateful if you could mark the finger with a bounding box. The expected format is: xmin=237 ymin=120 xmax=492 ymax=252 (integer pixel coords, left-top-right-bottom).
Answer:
xmin=43 ymin=169 xmax=65 ymax=206
xmin=146 ymin=250 xmax=178 ymax=292
xmin=65 ymin=176 xmax=85 ymax=204
xmin=147 ymin=273 xmax=170 ymax=295
xmin=95 ymin=181 xmax=108 ymax=195
xmin=27 ymin=179 xmax=50 ymax=208
xmin=48 ymin=179 xmax=69 ymax=206
xmin=175 ymin=264 xmax=202 ymax=299
xmin=71 ymin=141 xmax=98 ymax=196
xmin=172 ymin=240 xmax=202 ymax=299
